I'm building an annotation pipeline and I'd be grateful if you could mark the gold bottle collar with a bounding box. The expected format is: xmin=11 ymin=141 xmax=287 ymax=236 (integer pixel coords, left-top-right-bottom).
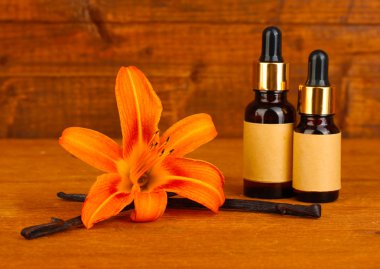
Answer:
xmin=256 ymin=62 xmax=289 ymax=91
xmin=298 ymin=85 xmax=336 ymax=115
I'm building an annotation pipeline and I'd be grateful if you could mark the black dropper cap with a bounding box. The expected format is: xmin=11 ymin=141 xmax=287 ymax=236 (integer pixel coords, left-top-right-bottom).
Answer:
xmin=259 ymin=26 xmax=283 ymax=63
xmin=305 ymin=50 xmax=330 ymax=87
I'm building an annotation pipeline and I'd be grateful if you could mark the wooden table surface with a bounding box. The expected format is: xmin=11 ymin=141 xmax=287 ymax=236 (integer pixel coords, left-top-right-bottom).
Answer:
xmin=1 ymin=139 xmax=379 ymax=269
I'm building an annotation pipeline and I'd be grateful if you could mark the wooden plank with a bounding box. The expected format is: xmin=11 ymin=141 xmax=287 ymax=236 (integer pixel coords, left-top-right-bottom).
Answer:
xmin=0 ymin=23 xmax=379 ymax=69
xmin=0 ymin=63 xmax=352 ymax=138
xmin=0 ymin=74 xmax=191 ymax=138
xmin=345 ymin=54 xmax=380 ymax=77
xmin=337 ymin=54 xmax=380 ymax=138
xmin=0 ymin=60 xmax=376 ymax=138
xmin=0 ymin=0 xmax=379 ymax=24
xmin=0 ymin=22 xmax=378 ymax=138
xmin=0 ymin=139 xmax=379 ymax=269
xmin=340 ymin=78 xmax=380 ymax=138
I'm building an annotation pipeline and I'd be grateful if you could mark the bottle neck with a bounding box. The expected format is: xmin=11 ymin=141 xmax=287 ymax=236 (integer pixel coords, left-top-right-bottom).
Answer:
xmin=254 ymin=90 xmax=288 ymax=103
xmin=299 ymin=114 xmax=335 ymax=127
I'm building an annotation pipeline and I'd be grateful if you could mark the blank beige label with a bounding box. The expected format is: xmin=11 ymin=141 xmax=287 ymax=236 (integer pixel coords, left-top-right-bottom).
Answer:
xmin=243 ymin=122 xmax=293 ymax=183
xmin=293 ymin=132 xmax=341 ymax=192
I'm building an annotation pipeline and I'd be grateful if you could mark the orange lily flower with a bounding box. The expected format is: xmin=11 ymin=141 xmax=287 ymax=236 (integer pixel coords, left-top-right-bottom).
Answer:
xmin=59 ymin=66 xmax=225 ymax=228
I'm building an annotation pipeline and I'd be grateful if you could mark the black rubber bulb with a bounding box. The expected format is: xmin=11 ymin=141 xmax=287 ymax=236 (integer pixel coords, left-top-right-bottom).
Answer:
xmin=306 ymin=50 xmax=330 ymax=87
xmin=259 ymin=26 xmax=283 ymax=63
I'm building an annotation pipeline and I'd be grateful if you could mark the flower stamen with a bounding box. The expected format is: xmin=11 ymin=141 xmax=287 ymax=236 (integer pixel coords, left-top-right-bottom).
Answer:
xmin=148 ymin=130 xmax=160 ymax=148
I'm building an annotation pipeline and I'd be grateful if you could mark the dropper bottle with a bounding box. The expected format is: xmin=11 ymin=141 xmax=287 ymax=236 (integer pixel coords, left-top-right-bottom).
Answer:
xmin=293 ymin=50 xmax=341 ymax=203
xmin=243 ymin=26 xmax=295 ymax=199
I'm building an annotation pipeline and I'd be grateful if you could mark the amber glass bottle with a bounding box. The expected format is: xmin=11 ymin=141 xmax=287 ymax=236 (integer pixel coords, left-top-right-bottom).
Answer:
xmin=293 ymin=50 xmax=341 ymax=203
xmin=243 ymin=26 xmax=295 ymax=199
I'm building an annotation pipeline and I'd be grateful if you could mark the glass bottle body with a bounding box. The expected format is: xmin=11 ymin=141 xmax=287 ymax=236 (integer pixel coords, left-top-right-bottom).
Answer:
xmin=294 ymin=114 xmax=340 ymax=202
xmin=244 ymin=90 xmax=295 ymax=198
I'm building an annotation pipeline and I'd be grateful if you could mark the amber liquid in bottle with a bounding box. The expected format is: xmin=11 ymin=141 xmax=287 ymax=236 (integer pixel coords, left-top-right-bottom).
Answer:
xmin=294 ymin=114 xmax=340 ymax=202
xmin=293 ymin=50 xmax=341 ymax=203
xmin=243 ymin=90 xmax=295 ymax=198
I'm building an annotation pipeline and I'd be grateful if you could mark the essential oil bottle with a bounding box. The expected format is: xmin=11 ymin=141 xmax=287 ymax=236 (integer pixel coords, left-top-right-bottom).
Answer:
xmin=293 ymin=50 xmax=341 ymax=203
xmin=243 ymin=26 xmax=296 ymax=199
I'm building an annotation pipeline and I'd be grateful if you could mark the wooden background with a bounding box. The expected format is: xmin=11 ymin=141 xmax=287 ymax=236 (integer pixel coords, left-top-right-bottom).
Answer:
xmin=0 ymin=0 xmax=380 ymax=138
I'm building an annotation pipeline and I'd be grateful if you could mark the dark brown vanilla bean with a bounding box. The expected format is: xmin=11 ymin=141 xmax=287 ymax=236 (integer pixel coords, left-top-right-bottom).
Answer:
xmin=57 ymin=192 xmax=178 ymax=201
xmin=22 ymin=193 xmax=176 ymax=239
xmin=21 ymin=204 xmax=135 ymax=240
xmin=21 ymin=216 xmax=83 ymax=239
xmin=21 ymin=192 xmax=321 ymax=240
xmin=56 ymin=192 xmax=86 ymax=202
xmin=57 ymin=192 xmax=321 ymax=218
xmin=168 ymin=198 xmax=321 ymax=218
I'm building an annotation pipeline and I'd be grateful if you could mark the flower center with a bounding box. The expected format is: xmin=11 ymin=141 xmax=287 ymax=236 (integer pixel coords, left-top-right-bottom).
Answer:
xmin=137 ymin=172 xmax=150 ymax=188
xmin=116 ymin=132 xmax=176 ymax=192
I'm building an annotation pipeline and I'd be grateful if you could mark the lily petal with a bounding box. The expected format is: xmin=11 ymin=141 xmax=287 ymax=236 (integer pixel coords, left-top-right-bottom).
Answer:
xmin=155 ymin=157 xmax=225 ymax=213
xmin=130 ymin=191 xmax=167 ymax=222
xmin=82 ymin=173 xmax=134 ymax=228
xmin=59 ymin=127 xmax=122 ymax=172
xmin=115 ymin=66 xmax=163 ymax=158
xmin=161 ymin=157 xmax=224 ymax=187
xmin=160 ymin=113 xmax=217 ymax=157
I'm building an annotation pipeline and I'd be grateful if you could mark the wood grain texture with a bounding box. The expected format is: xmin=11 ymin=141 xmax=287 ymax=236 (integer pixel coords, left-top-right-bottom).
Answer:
xmin=0 ymin=0 xmax=379 ymax=24
xmin=0 ymin=138 xmax=379 ymax=269
xmin=0 ymin=1 xmax=379 ymax=138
